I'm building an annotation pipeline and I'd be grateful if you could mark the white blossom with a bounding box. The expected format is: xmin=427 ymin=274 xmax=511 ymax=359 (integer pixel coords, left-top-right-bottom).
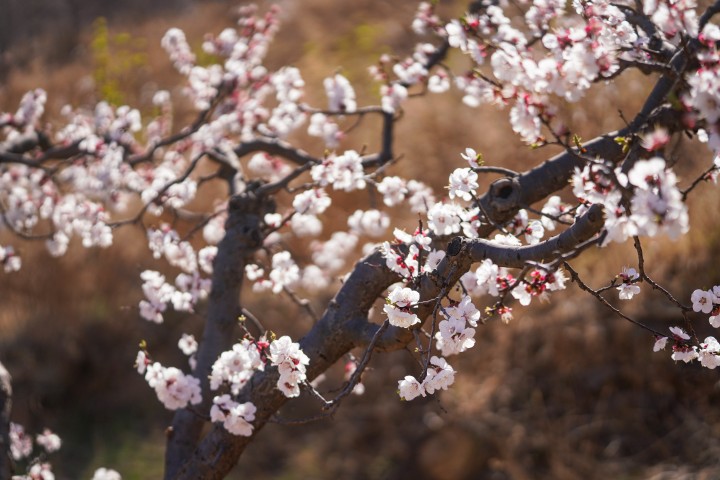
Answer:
xmin=398 ymin=375 xmax=425 ymax=401
xmin=91 ymin=468 xmax=123 ymax=480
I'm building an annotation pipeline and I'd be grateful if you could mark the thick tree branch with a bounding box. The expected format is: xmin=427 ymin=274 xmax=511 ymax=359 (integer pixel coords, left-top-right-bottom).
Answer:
xmin=473 ymin=104 xmax=681 ymax=236
xmin=164 ymin=189 xmax=274 ymax=480
xmin=173 ymin=245 xmax=400 ymax=479
xmin=463 ymin=204 xmax=604 ymax=267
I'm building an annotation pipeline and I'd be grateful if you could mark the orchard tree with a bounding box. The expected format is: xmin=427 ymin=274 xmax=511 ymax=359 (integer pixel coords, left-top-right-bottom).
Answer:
xmin=2 ymin=0 xmax=720 ymax=478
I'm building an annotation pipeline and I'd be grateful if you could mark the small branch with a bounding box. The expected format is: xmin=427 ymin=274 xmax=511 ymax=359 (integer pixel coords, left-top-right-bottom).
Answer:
xmin=359 ymin=111 xmax=395 ymax=170
xmin=180 ymin=208 xmax=228 ymax=243
xmin=283 ymin=287 xmax=319 ymax=323
xmin=632 ymin=236 xmax=691 ymax=311
xmin=681 ymin=163 xmax=718 ymax=200
xmin=240 ymin=308 xmax=266 ymax=337
xmin=699 ymin=0 xmax=720 ymax=31
xmin=563 ymin=262 xmax=666 ymax=337
xmin=323 ymin=320 xmax=390 ymax=412
xmin=129 ymin=86 xmax=230 ymax=166
xmin=256 ymin=162 xmax=314 ymax=196
xmin=473 ymin=166 xmax=519 ymax=177
xmin=299 ymin=105 xmax=385 ymax=116
xmin=111 ymin=151 xmax=207 ymax=228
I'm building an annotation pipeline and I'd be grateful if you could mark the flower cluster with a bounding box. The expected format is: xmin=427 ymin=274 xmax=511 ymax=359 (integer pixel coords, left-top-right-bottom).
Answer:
xmin=383 ymin=286 xmax=421 ymax=328
xmin=572 ymin=158 xmax=688 ymax=244
xmin=142 ymin=361 xmax=202 ymax=410
xmin=138 ymin=269 xmax=211 ymax=323
xmin=209 ymin=338 xmax=265 ymax=395
xmin=653 ymin=326 xmax=720 ymax=368
xmin=510 ymin=268 xmax=566 ymax=306
xmin=311 ymin=232 xmax=358 ymax=273
xmin=7 ymin=424 xmax=64 ymax=479
xmin=246 ymin=250 xmax=300 ymax=293
xmin=380 ymin=227 xmax=436 ymax=279
xmin=311 ymin=150 xmax=367 ymax=191
xmin=308 ymin=113 xmax=342 ymax=148
xmin=10 ymin=422 xmax=32 ymax=460
xmin=91 ymin=468 xmax=123 ymax=480
xmin=347 ymin=209 xmax=390 ymax=238
xmin=323 ymin=74 xmax=357 ymax=113
xmin=398 ymin=356 xmax=456 ymax=401
xmin=691 ymin=286 xmax=720 ymax=326
xmin=506 ymin=209 xmax=545 ymax=245
xmin=268 ymin=336 xmax=310 ymax=398
xmin=210 ymin=394 xmax=257 ymax=437
xmin=435 ymin=296 xmax=478 ymax=356
xmin=650 ymin=285 xmax=720 ymax=369
xmin=0 ymin=244 xmax=21 ymax=272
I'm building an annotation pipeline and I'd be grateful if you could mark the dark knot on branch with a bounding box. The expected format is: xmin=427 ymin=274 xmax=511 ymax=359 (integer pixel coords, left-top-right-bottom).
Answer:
xmin=488 ymin=177 xmax=521 ymax=213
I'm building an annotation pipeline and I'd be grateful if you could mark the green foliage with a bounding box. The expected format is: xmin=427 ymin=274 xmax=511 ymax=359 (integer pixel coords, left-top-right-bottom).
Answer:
xmin=334 ymin=23 xmax=389 ymax=78
xmin=193 ymin=41 xmax=221 ymax=68
xmin=91 ymin=17 xmax=148 ymax=106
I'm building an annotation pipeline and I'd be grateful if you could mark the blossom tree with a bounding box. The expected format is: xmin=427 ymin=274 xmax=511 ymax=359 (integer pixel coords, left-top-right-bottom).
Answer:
xmin=2 ymin=0 xmax=720 ymax=478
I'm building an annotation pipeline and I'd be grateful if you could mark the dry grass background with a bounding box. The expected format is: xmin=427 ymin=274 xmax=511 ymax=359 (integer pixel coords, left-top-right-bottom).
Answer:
xmin=2 ymin=1 xmax=720 ymax=479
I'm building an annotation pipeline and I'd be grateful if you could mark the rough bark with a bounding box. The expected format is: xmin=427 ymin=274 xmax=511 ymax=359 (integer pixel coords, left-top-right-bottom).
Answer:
xmin=164 ymin=189 xmax=274 ymax=479
xmin=172 ymin=243 xmax=399 ymax=479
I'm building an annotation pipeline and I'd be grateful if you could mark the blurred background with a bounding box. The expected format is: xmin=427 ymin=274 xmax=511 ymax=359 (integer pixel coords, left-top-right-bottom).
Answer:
xmin=2 ymin=1 xmax=720 ymax=479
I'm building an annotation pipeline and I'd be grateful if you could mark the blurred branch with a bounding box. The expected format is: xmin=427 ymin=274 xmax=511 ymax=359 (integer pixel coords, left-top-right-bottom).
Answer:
xmin=129 ymin=83 xmax=232 ymax=166
xmin=632 ymin=236 xmax=691 ymax=311
xmin=0 ymin=362 xmax=11 ymax=480
xmin=234 ymin=139 xmax=322 ymax=166
xmin=699 ymin=0 xmax=720 ymax=31
xmin=0 ymin=140 xmax=81 ymax=169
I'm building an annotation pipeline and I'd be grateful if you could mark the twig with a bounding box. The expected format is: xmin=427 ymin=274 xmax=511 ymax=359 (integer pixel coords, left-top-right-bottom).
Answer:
xmin=111 ymin=150 xmax=207 ymax=227
xmin=283 ymin=287 xmax=319 ymax=323
xmin=240 ymin=308 xmax=266 ymax=336
xmin=681 ymin=163 xmax=719 ymax=200
xmin=563 ymin=261 xmax=666 ymax=337
xmin=632 ymin=236 xmax=691 ymax=311
xmin=324 ymin=320 xmax=390 ymax=411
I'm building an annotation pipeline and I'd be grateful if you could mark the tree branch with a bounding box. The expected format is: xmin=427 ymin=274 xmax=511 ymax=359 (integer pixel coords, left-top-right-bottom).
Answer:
xmin=164 ymin=188 xmax=275 ymax=480
xmin=369 ymin=204 xmax=605 ymax=352
xmin=167 ymin=16 xmax=705 ymax=473
xmin=173 ymin=244 xmax=400 ymax=478
xmin=0 ymin=362 xmax=11 ymax=480
xmin=233 ymin=139 xmax=322 ymax=166
xmin=462 ymin=203 xmax=605 ymax=268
